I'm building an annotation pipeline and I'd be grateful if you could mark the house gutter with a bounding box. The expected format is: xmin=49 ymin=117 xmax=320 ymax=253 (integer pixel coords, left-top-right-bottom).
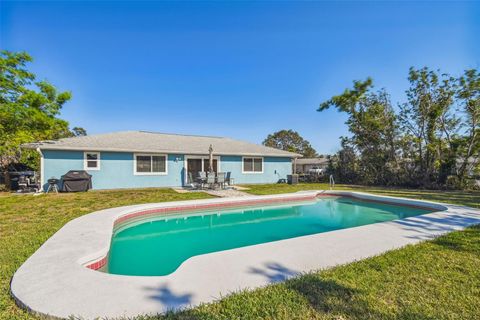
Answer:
xmin=36 ymin=148 xmax=44 ymax=191
xmin=23 ymin=145 xmax=303 ymax=158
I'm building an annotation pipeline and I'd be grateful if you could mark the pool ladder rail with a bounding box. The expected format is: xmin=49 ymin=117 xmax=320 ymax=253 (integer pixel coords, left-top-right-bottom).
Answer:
xmin=329 ymin=175 xmax=335 ymax=190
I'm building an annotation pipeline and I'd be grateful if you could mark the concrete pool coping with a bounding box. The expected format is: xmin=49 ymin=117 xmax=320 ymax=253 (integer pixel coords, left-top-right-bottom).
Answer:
xmin=10 ymin=190 xmax=480 ymax=319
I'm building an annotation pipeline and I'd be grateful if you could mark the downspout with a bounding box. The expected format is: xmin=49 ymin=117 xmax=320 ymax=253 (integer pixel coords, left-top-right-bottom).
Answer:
xmin=37 ymin=148 xmax=44 ymax=192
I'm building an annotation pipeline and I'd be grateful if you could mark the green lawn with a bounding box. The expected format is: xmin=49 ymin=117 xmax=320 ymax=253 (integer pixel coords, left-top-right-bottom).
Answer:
xmin=1 ymin=185 xmax=479 ymax=319
xmin=0 ymin=189 xmax=213 ymax=320
xmin=157 ymin=225 xmax=480 ymax=320
xmin=243 ymin=183 xmax=480 ymax=209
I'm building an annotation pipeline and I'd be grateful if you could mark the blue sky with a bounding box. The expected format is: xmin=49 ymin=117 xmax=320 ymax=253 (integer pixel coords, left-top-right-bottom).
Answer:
xmin=1 ymin=1 xmax=479 ymax=154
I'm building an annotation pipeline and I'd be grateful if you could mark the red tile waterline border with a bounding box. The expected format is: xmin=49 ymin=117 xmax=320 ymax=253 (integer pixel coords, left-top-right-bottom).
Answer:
xmin=86 ymin=194 xmax=318 ymax=270
xmin=85 ymin=192 xmax=437 ymax=270
xmin=114 ymin=195 xmax=317 ymax=226
xmin=87 ymin=255 xmax=108 ymax=271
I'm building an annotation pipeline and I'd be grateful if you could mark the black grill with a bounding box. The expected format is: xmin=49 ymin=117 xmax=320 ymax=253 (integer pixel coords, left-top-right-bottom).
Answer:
xmin=61 ymin=170 xmax=92 ymax=192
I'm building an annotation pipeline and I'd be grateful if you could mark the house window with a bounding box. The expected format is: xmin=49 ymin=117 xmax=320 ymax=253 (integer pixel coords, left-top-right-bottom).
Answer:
xmin=84 ymin=152 xmax=100 ymax=170
xmin=243 ymin=157 xmax=263 ymax=173
xmin=134 ymin=154 xmax=167 ymax=175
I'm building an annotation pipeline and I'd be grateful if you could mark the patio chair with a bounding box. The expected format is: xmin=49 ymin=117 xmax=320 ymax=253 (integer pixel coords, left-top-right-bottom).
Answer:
xmin=225 ymin=172 xmax=233 ymax=186
xmin=206 ymin=172 xmax=216 ymax=189
xmin=216 ymin=172 xmax=226 ymax=189
xmin=188 ymin=172 xmax=193 ymax=184
xmin=188 ymin=172 xmax=200 ymax=189
xmin=197 ymin=172 xmax=207 ymax=181
xmin=196 ymin=172 xmax=207 ymax=189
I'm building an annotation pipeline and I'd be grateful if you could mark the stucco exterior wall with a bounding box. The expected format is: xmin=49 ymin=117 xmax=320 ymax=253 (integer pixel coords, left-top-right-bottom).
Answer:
xmin=42 ymin=150 xmax=184 ymax=190
xmin=41 ymin=150 xmax=292 ymax=190
xmin=220 ymin=155 xmax=292 ymax=184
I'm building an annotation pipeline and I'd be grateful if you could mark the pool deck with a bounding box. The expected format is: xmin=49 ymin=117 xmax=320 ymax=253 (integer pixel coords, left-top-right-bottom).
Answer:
xmin=10 ymin=190 xmax=480 ymax=319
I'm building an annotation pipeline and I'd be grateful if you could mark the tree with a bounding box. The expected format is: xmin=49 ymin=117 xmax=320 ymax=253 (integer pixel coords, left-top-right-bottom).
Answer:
xmin=455 ymin=69 xmax=480 ymax=186
xmin=71 ymin=127 xmax=87 ymax=137
xmin=0 ymin=50 xmax=85 ymax=176
xmin=318 ymin=79 xmax=399 ymax=185
xmin=334 ymin=138 xmax=358 ymax=183
xmin=317 ymin=67 xmax=479 ymax=189
xmin=263 ymin=130 xmax=317 ymax=157
xmin=398 ymin=67 xmax=458 ymax=187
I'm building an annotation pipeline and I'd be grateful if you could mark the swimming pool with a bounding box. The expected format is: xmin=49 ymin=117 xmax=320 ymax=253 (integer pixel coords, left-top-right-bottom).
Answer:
xmin=14 ymin=191 xmax=478 ymax=319
xmin=107 ymin=195 xmax=434 ymax=276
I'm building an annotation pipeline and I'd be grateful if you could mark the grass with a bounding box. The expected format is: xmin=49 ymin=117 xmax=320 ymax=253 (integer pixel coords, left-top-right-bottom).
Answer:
xmin=156 ymin=225 xmax=480 ymax=320
xmin=0 ymin=185 xmax=479 ymax=319
xmin=0 ymin=188 xmax=213 ymax=320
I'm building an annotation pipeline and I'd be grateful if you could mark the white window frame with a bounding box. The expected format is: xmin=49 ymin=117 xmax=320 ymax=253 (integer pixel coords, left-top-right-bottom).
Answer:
xmin=242 ymin=156 xmax=264 ymax=174
xmin=133 ymin=153 xmax=168 ymax=175
xmin=84 ymin=151 xmax=101 ymax=171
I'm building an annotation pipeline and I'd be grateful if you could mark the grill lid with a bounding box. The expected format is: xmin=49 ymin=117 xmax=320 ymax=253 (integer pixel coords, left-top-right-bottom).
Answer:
xmin=61 ymin=170 xmax=92 ymax=180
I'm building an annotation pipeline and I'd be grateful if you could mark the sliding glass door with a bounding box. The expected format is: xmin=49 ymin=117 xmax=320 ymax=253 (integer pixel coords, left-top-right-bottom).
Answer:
xmin=186 ymin=158 xmax=219 ymax=183
xmin=187 ymin=159 xmax=202 ymax=183
xmin=203 ymin=159 xmax=218 ymax=173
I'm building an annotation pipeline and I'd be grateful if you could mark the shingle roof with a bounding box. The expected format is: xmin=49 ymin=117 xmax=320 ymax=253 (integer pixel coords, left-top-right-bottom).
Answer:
xmin=23 ymin=131 xmax=301 ymax=158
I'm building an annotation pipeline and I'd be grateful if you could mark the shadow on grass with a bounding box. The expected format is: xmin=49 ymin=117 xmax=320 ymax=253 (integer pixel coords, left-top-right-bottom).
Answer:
xmin=285 ymin=273 xmax=438 ymax=320
xmin=430 ymin=224 xmax=480 ymax=254
xmin=247 ymin=263 xmax=440 ymax=319
xmin=245 ymin=263 xmax=388 ymax=317
xmin=154 ymin=258 xmax=454 ymax=320
xmin=286 ymin=274 xmax=365 ymax=315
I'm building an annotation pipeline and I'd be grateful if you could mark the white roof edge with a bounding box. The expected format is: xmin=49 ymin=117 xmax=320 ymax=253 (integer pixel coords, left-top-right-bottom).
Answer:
xmin=25 ymin=145 xmax=301 ymax=158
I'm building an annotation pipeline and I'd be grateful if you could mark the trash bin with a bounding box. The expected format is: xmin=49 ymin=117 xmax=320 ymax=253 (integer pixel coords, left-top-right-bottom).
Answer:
xmin=287 ymin=174 xmax=299 ymax=185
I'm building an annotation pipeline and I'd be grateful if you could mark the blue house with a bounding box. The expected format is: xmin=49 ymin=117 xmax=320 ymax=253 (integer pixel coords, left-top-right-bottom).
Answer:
xmin=24 ymin=131 xmax=300 ymax=191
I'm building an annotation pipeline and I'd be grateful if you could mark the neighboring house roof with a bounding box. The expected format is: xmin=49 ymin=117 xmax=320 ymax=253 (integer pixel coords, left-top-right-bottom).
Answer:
xmin=22 ymin=131 xmax=301 ymax=158
xmin=295 ymin=157 xmax=329 ymax=165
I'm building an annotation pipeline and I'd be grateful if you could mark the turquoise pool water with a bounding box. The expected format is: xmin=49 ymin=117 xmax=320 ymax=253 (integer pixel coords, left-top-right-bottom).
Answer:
xmin=107 ymin=196 xmax=433 ymax=276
